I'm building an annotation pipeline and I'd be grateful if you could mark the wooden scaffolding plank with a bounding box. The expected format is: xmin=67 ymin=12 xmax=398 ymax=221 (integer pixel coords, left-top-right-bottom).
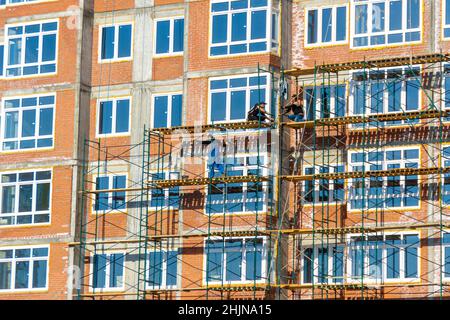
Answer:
xmin=282 ymin=166 xmax=450 ymax=182
xmin=285 ymin=53 xmax=450 ymax=77
xmin=152 ymin=175 xmax=270 ymax=188
xmin=151 ymin=120 xmax=272 ymax=135
xmin=283 ymin=109 xmax=450 ymax=129
xmin=82 ymin=175 xmax=270 ymax=194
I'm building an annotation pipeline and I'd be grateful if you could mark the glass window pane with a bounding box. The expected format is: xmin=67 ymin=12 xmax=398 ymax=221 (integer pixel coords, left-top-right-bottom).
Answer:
xmin=32 ymin=260 xmax=47 ymax=288
xmin=153 ymin=96 xmax=168 ymax=128
xmin=0 ymin=262 xmax=12 ymax=290
xmin=109 ymin=254 xmax=124 ymax=288
xmin=212 ymin=15 xmax=228 ymax=44
xmin=25 ymin=36 xmax=39 ymax=64
xmin=232 ymin=12 xmax=247 ymax=42
xmin=156 ymin=20 xmax=170 ymax=54
xmin=355 ymin=5 xmax=368 ymax=34
xmin=226 ymin=251 xmax=242 ymax=281
xmin=115 ymin=99 xmax=130 ymax=133
xmin=101 ymin=26 xmax=115 ymax=59
xmin=118 ymin=25 xmax=132 ymax=58
xmin=307 ymin=10 xmax=318 ymax=43
xmin=173 ymin=19 xmax=184 ymax=52
xmin=2 ymin=186 xmax=15 ymax=214
xmin=211 ymin=92 xmax=227 ymax=122
xmin=387 ymin=245 xmax=400 ymax=279
xmin=322 ymin=8 xmax=332 ymax=43
xmin=166 ymin=251 xmax=178 ymax=286
xmin=372 ymin=2 xmax=385 ymax=32
xmin=93 ymin=254 xmax=107 ymax=288
xmin=99 ymin=101 xmax=113 ymax=134
xmin=149 ymin=252 xmax=163 ymax=286
xmin=171 ymin=94 xmax=182 ymax=127
xmin=0 ymin=45 xmax=4 ymax=76
xmin=389 ymin=1 xmax=402 ymax=31
xmin=407 ymin=0 xmax=420 ymax=29
xmin=446 ymin=0 xmax=450 ymax=25
xmin=230 ymin=90 xmax=246 ymax=120
xmin=39 ymin=108 xmax=53 ymax=136
xmin=22 ymin=109 xmax=36 ymax=137
xmin=42 ymin=34 xmax=56 ymax=62
xmin=5 ymin=111 xmax=19 ymax=139
xmin=15 ymin=261 xmax=29 ymax=289
xmin=36 ymin=183 xmax=50 ymax=211
xmin=251 ymin=10 xmax=266 ymax=40
xmin=246 ymin=240 xmax=262 ymax=280
xmin=336 ymin=7 xmax=347 ymax=41
xmin=8 ymin=38 xmax=22 ymax=65
xmin=18 ymin=184 xmax=33 ymax=212
xmin=95 ymin=177 xmax=109 ymax=211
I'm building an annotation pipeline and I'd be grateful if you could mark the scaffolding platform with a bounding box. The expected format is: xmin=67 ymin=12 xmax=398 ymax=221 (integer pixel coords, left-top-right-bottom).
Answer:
xmin=285 ymin=53 xmax=450 ymax=76
xmin=283 ymin=109 xmax=450 ymax=129
xmin=151 ymin=120 xmax=273 ymax=135
xmin=282 ymin=166 xmax=450 ymax=182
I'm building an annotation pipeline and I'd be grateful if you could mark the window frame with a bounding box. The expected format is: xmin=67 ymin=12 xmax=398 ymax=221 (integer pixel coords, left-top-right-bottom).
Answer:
xmin=89 ymin=251 xmax=126 ymax=292
xmin=208 ymin=0 xmax=273 ymax=57
xmin=204 ymin=152 xmax=269 ymax=215
xmin=0 ymin=169 xmax=52 ymax=227
xmin=300 ymin=244 xmax=345 ymax=284
xmin=203 ymin=236 xmax=268 ymax=285
xmin=4 ymin=19 xmax=59 ymax=78
xmin=304 ymin=4 xmax=349 ymax=48
xmin=0 ymin=0 xmax=45 ymax=7
xmin=442 ymin=231 xmax=450 ymax=279
xmin=92 ymin=173 xmax=128 ymax=214
xmin=346 ymin=232 xmax=420 ymax=284
xmin=302 ymin=163 xmax=346 ymax=205
xmin=349 ymin=0 xmax=422 ymax=49
xmin=347 ymin=146 xmax=421 ymax=212
xmin=303 ymin=84 xmax=348 ymax=120
xmin=146 ymin=249 xmax=179 ymax=289
xmin=442 ymin=144 xmax=450 ymax=206
xmin=1 ymin=93 xmax=56 ymax=152
xmin=153 ymin=16 xmax=185 ymax=57
xmin=208 ymin=73 xmax=271 ymax=124
xmin=443 ymin=0 xmax=450 ymax=39
xmin=151 ymin=92 xmax=183 ymax=129
xmin=95 ymin=96 xmax=132 ymax=138
xmin=98 ymin=22 xmax=133 ymax=63
xmin=148 ymin=171 xmax=180 ymax=211
xmin=0 ymin=245 xmax=49 ymax=292
xmin=348 ymin=65 xmax=422 ymax=127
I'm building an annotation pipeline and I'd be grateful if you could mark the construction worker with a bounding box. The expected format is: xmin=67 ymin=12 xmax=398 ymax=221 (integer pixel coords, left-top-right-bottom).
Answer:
xmin=283 ymin=93 xmax=304 ymax=122
xmin=247 ymin=102 xmax=274 ymax=123
xmin=205 ymin=136 xmax=225 ymax=178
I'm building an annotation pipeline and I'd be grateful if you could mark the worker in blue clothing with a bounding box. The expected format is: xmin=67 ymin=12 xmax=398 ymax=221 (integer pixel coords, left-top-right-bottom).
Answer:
xmin=204 ymin=135 xmax=225 ymax=178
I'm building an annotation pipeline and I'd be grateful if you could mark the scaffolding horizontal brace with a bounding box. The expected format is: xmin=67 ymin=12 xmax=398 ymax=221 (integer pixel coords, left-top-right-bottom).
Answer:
xmin=151 ymin=175 xmax=271 ymax=188
xmin=283 ymin=109 xmax=450 ymax=129
xmin=282 ymin=167 xmax=450 ymax=181
xmin=151 ymin=121 xmax=272 ymax=135
xmin=79 ymin=282 xmax=449 ymax=297
xmin=69 ymin=222 xmax=449 ymax=247
xmin=81 ymin=176 xmax=270 ymax=194
xmin=285 ymin=53 xmax=450 ymax=76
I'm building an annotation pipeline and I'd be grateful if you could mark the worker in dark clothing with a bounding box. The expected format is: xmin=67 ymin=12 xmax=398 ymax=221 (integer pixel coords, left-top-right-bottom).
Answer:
xmin=247 ymin=102 xmax=274 ymax=123
xmin=284 ymin=93 xmax=304 ymax=122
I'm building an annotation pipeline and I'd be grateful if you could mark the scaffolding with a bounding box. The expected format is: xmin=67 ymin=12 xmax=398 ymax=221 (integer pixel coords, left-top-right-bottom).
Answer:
xmin=71 ymin=52 xmax=450 ymax=300
xmin=281 ymin=52 xmax=450 ymax=300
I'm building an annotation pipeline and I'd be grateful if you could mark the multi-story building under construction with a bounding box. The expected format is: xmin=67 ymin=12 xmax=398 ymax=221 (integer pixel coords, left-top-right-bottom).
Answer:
xmin=1 ymin=0 xmax=450 ymax=300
